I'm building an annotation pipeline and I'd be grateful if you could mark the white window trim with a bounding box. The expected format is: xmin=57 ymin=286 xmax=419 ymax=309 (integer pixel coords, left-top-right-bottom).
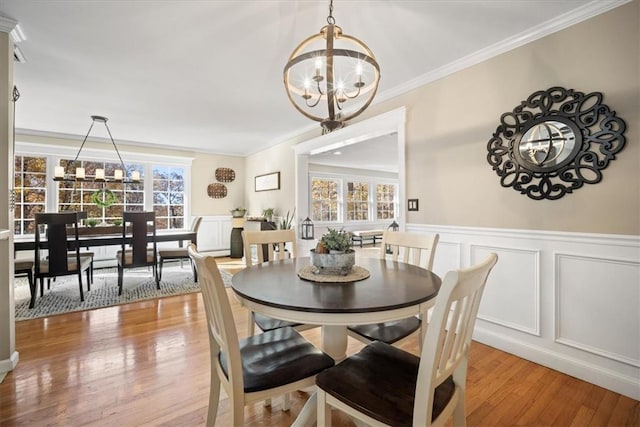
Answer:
xmin=15 ymin=141 xmax=194 ymax=228
xmin=310 ymin=172 xmax=398 ymax=226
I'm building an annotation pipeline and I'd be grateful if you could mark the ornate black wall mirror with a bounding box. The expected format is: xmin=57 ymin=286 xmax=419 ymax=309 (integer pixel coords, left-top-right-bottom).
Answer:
xmin=487 ymin=87 xmax=626 ymax=200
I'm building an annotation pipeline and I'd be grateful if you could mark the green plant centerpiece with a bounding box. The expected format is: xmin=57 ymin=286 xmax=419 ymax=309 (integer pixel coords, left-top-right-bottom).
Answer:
xmin=310 ymin=228 xmax=355 ymax=276
xmin=86 ymin=218 xmax=99 ymax=227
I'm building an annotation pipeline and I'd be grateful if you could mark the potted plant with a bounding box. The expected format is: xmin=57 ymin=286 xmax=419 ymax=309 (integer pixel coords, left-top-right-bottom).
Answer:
xmin=279 ymin=208 xmax=295 ymax=230
xmin=86 ymin=218 xmax=99 ymax=228
xmin=310 ymin=228 xmax=355 ymax=275
xmin=262 ymin=208 xmax=275 ymax=222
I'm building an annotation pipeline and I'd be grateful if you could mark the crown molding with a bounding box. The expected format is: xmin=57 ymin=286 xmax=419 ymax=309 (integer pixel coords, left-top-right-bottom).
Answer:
xmin=0 ymin=15 xmax=25 ymax=42
xmin=374 ymin=0 xmax=631 ymax=105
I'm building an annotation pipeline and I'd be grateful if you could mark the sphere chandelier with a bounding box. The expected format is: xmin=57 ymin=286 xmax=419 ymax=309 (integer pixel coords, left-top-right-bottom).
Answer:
xmin=283 ymin=0 xmax=380 ymax=133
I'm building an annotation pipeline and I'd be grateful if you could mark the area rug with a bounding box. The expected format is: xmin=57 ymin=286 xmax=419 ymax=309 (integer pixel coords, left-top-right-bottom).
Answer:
xmin=14 ymin=265 xmax=233 ymax=321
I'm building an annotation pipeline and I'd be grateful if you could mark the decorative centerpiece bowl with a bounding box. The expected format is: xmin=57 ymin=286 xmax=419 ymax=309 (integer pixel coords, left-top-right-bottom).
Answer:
xmin=310 ymin=249 xmax=355 ymax=276
xmin=311 ymin=227 xmax=355 ymax=276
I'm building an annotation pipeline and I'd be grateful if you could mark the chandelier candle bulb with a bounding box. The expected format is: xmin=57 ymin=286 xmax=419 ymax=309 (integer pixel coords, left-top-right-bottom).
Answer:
xmin=131 ymin=171 xmax=140 ymax=181
xmin=54 ymin=166 xmax=64 ymax=178
xmin=75 ymin=167 xmax=85 ymax=180
xmin=114 ymin=169 xmax=123 ymax=181
xmin=95 ymin=168 xmax=105 ymax=181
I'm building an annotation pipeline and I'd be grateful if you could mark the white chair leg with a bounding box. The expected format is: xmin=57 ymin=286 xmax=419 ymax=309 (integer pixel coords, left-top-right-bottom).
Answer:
xmin=317 ymin=390 xmax=331 ymax=427
xmin=282 ymin=393 xmax=290 ymax=411
xmin=207 ymin=374 xmax=221 ymax=426
xmin=247 ymin=310 xmax=256 ymax=336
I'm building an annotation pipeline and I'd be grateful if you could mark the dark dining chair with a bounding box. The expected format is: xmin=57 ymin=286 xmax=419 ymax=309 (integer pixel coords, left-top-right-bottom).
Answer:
xmin=14 ymin=258 xmax=36 ymax=308
xmin=116 ymin=211 xmax=159 ymax=295
xmin=34 ymin=212 xmax=92 ymax=304
xmin=316 ymin=253 xmax=498 ymax=427
xmin=187 ymin=244 xmax=334 ymax=426
xmin=158 ymin=216 xmax=202 ymax=282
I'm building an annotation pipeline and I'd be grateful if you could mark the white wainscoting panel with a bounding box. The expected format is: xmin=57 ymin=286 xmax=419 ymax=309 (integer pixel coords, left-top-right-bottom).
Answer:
xmin=555 ymin=253 xmax=640 ymax=367
xmin=431 ymin=240 xmax=461 ymax=279
xmin=472 ymin=244 xmax=540 ymax=336
xmin=197 ymin=216 xmax=232 ymax=255
xmin=407 ymin=223 xmax=640 ymax=400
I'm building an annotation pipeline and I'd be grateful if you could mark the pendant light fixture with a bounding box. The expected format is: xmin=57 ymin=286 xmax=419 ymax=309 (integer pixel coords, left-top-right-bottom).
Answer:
xmin=283 ymin=0 xmax=380 ymax=133
xmin=53 ymin=115 xmax=140 ymax=183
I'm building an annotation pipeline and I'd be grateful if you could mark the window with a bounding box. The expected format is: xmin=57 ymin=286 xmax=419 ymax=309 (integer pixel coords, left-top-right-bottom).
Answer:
xmin=57 ymin=160 xmax=145 ymax=223
xmin=14 ymin=156 xmax=47 ymax=235
xmin=310 ymin=173 xmax=398 ymax=224
xmin=153 ymin=166 xmax=185 ymax=229
xmin=311 ymin=178 xmax=339 ymax=222
xmin=346 ymin=181 xmax=369 ymax=221
xmin=376 ymin=183 xmax=397 ymax=220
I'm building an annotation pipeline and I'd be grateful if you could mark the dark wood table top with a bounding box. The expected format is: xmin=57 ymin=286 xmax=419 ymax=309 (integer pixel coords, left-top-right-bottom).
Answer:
xmin=231 ymin=257 xmax=441 ymax=315
xmin=14 ymin=229 xmax=197 ymax=251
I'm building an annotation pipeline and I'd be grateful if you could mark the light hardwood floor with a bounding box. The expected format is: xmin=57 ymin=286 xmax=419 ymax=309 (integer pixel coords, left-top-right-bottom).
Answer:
xmin=1 ymin=257 xmax=638 ymax=426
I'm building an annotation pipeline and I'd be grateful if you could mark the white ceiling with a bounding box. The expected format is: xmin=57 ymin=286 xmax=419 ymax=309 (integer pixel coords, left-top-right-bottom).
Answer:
xmin=0 ymin=0 xmax=624 ymax=158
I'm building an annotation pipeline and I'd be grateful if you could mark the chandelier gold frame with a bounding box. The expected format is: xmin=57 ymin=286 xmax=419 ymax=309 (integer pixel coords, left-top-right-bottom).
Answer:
xmin=283 ymin=0 xmax=380 ymax=133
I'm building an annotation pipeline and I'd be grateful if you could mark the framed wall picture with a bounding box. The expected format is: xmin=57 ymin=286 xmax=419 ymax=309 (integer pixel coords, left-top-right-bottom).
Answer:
xmin=255 ymin=172 xmax=280 ymax=192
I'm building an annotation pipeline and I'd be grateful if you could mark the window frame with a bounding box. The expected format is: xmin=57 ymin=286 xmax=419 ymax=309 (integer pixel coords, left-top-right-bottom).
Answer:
xmin=14 ymin=141 xmax=193 ymax=235
xmin=310 ymin=171 xmax=398 ymax=226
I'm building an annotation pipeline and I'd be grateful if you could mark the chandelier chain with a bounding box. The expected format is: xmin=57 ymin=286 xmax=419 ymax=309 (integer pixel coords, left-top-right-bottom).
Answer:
xmin=327 ymin=0 xmax=335 ymax=25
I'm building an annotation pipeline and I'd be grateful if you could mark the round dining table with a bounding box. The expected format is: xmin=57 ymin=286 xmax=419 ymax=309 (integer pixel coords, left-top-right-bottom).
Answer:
xmin=231 ymin=256 xmax=441 ymax=361
xmin=231 ymin=256 xmax=441 ymax=426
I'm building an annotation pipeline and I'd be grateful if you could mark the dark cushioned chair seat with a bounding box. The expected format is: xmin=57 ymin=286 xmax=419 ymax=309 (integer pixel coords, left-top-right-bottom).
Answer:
xmin=316 ymin=341 xmax=455 ymax=426
xmin=348 ymin=317 xmax=421 ymax=343
xmin=253 ymin=312 xmax=301 ymax=332
xmin=219 ymin=326 xmax=334 ymax=393
xmin=158 ymin=248 xmax=187 ymax=258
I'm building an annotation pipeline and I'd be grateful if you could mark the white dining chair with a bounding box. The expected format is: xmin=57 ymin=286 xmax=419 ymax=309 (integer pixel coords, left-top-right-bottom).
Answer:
xmin=348 ymin=230 xmax=439 ymax=348
xmin=187 ymin=244 xmax=334 ymax=426
xmin=242 ymin=229 xmax=316 ymax=335
xmin=316 ymin=253 xmax=498 ymax=426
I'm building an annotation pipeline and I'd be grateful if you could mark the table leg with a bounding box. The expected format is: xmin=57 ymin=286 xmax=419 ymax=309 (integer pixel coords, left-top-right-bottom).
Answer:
xmin=322 ymin=325 xmax=348 ymax=361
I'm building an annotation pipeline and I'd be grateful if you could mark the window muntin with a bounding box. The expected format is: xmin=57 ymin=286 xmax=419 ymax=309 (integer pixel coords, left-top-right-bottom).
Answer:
xmin=311 ymin=178 xmax=339 ymax=222
xmin=153 ymin=166 xmax=185 ymax=229
xmin=346 ymin=181 xmax=369 ymax=221
xmin=57 ymin=160 xmax=145 ymax=223
xmin=14 ymin=156 xmax=47 ymax=235
xmin=376 ymin=183 xmax=397 ymax=220
xmin=310 ymin=173 xmax=398 ymax=224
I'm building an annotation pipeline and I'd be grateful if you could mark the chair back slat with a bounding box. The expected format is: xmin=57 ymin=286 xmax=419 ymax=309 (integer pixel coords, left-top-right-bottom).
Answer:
xmin=413 ymin=253 xmax=498 ymax=425
xmin=35 ymin=212 xmax=82 ymax=276
xmin=380 ymin=230 xmax=439 ymax=270
xmin=122 ymin=211 xmax=156 ymax=268
xmin=188 ymin=245 xmax=244 ymax=393
xmin=242 ymin=229 xmax=297 ymax=266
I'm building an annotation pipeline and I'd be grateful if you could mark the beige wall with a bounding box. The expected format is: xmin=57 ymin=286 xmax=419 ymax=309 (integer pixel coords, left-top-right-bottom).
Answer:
xmin=16 ymin=133 xmax=246 ymax=216
xmin=244 ymin=140 xmax=298 ymax=220
xmin=249 ymin=1 xmax=639 ymax=235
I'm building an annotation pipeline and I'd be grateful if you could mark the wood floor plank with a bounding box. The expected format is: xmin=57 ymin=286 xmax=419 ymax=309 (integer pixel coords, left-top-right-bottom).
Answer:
xmin=1 ymin=258 xmax=638 ymax=426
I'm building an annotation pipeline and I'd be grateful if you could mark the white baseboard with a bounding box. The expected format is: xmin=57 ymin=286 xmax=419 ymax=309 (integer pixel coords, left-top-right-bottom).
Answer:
xmin=0 ymin=351 xmax=19 ymax=383
xmin=473 ymin=327 xmax=640 ymax=401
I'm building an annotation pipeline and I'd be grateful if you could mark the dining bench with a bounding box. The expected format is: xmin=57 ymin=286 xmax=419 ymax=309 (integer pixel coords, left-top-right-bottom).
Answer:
xmin=351 ymin=229 xmax=384 ymax=247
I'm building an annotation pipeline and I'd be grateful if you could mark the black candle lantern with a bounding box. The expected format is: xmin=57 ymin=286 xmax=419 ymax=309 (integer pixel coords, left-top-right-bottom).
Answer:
xmin=301 ymin=217 xmax=315 ymax=240
xmin=386 ymin=220 xmax=399 ymax=254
